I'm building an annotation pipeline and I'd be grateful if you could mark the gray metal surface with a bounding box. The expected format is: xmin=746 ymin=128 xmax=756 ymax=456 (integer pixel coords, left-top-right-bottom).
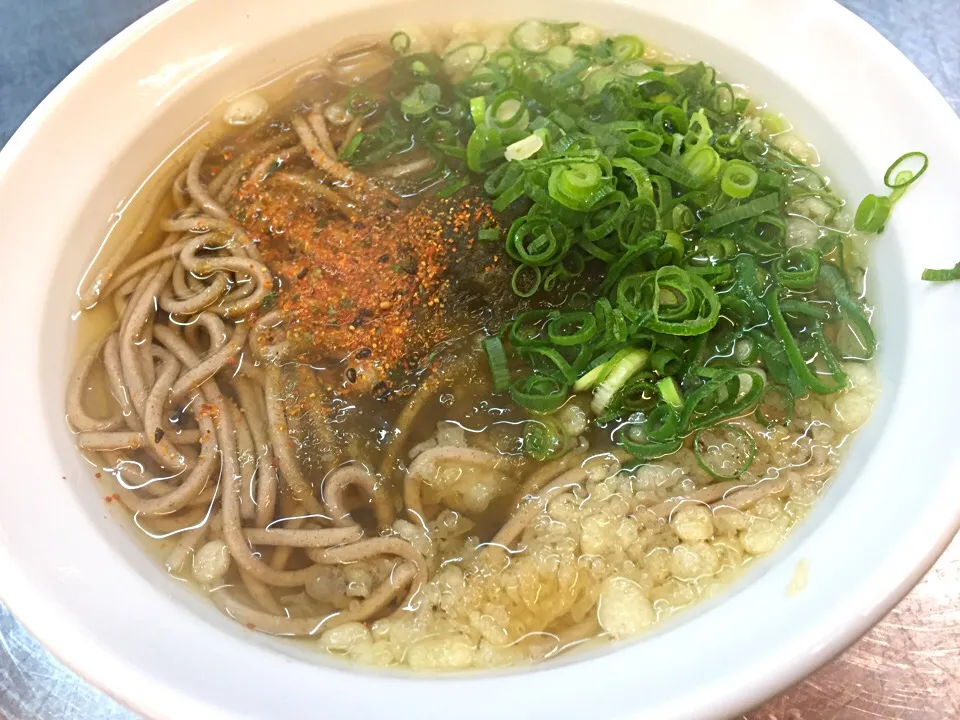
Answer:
xmin=0 ymin=1 xmax=958 ymax=718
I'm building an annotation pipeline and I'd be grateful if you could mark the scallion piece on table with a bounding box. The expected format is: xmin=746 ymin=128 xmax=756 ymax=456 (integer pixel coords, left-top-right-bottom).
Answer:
xmin=922 ymin=262 xmax=960 ymax=282
xmin=854 ymin=151 xmax=928 ymax=232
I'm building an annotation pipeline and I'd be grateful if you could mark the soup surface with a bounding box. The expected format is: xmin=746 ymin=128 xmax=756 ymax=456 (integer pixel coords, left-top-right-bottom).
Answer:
xmin=67 ymin=20 xmax=880 ymax=670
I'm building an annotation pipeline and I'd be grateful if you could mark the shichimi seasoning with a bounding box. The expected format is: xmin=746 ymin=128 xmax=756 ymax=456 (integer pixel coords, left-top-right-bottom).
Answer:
xmin=229 ymin=174 xmax=507 ymax=394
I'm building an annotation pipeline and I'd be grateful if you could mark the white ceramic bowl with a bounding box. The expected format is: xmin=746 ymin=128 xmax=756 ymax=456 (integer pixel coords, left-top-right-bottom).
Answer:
xmin=1 ymin=1 xmax=959 ymax=718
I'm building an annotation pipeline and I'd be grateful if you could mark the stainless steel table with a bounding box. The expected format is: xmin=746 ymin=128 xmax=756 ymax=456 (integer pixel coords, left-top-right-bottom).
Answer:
xmin=0 ymin=1 xmax=958 ymax=718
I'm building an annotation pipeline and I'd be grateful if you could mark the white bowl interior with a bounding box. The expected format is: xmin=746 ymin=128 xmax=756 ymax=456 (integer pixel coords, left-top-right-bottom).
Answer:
xmin=2 ymin=0 xmax=960 ymax=718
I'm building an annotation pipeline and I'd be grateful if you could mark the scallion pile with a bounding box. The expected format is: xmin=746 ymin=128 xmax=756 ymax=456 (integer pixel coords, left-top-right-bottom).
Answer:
xmin=345 ymin=20 xmax=892 ymax=476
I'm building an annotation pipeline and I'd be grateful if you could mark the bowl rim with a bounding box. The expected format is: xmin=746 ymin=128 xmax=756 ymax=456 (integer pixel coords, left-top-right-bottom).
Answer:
xmin=1 ymin=1 xmax=960 ymax=718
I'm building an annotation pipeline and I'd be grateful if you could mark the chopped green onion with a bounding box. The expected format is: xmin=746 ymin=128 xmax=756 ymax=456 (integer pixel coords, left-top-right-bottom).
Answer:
xmin=338 ymin=131 xmax=364 ymax=161
xmin=818 ymin=264 xmax=876 ymax=358
xmin=590 ymin=348 xmax=649 ymax=415
xmin=470 ymin=96 xmax=487 ymax=127
xmin=611 ymin=34 xmax=645 ymax=61
xmin=573 ymin=360 xmax=608 ymax=393
xmin=395 ymin=52 xmax=443 ymax=79
xmin=625 ymin=130 xmax=664 ymax=159
xmin=684 ymin=109 xmax=713 ymax=151
xmin=883 ymin=151 xmax=928 ymax=189
xmin=616 ymin=405 xmax=682 ymax=460
xmin=482 ymin=336 xmax=511 ymax=392
xmin=679 ymin=369 xmax=765 ymax=432
xmin=616 ymin=266 xmax=720 ymax=336
xmin=615 ymin=60 xmax=650 ymax=79
xmin=611 ymin=157 xmax=653 ymax=200
xmin=400 ymin=82 xmax=442 ymax=116
xmin=342 ymin=20 xmax=881 ymax=449
xmin=583 ymin=191 xmax=628 ymax=241
xmin=457 ymin=70 xmax=508 ymax=99
xmin=654 ymin=105 xmax=689 ymax=139
xmin=670 ymin=204 xmax=695 ymax=233
xmin=777 ymin=299 xmax=830 ymax=320
xmin=466 ymin=124 xmax=503 ymax=172
xmin=510 ymin=375 xmax=569 ymax=413
xmin=389 ymin=31 xmax=411 ymax=54
xmin=511 ymin=264 xmax=542 ymax=297
xmin=583 ymin=66 xmax=619 ymax=95
xmin=657 ymin=377 xmax=683 ymax=409
xmin=443 ymin=42 xmax=487 ymax=77
xmin=523 ymin=418 xmax=566 ymax=459
xmin=509 ymin=19 xmax=568 ymax=53
xmin=697 ymin=192 xmax=780 ymax=233
xmin=650 ymin=348 xmax=680 ymax=376
xmin=508 ymin=310 xmax=552 ymax=348
xmin=489 ymin=90 xmax=528 ymax=130
xmin=767 ymin=290 xmax=847 ymax=394
xmin=505 ymin=214 xmax=572 ymax=267
xmin=545 ymin=44 xmax=577 ymax=69
xmin=548 ymin=162 xmax=609 ymax=211
xmin=855 ymin=150 xmax=927 ymax=233
xmin=720 ymin=159 xmax=759 ymax=198
xmin=774 ymin=247 xmax=820 ymax=290
xmin=345 ymin=88 xmax=379 ymax=117
xmin=854 ymin=193 xmax=891 ymax=233
xmin=922 ymin=262 xmax=960 ymax=282
xmin=504 ymin=133 xmax=544 ymax=161
xmin=547 ymin=311 xmax=598 ymax=346
xmin=638 ymin=152 xmax=707 ymax=188
xmin=683 ymin=146 xmax=722 ymax=183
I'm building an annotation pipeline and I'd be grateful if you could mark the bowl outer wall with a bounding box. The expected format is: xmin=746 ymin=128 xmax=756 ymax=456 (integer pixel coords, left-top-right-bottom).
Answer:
xmin=0 ymin=0 xmax=959 ymax=719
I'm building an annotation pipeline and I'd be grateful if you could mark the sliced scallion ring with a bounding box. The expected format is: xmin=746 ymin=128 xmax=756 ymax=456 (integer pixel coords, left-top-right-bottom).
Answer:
xmin=443 ymin=42 xmax=488 ymax=78
xmin=488 ymin=90 xmax=528 ymax=131
xmin=610 ymin=34 xmax=644 ymax=61
xmin=547 ymin=311 xmax=598 ymax=346
xmin=545 ymin=44 xmax=576 ymax=69
xmin=523 ymin=417 xmax=567 ymax=460
xmin=583 ymin=66 xmax=619 ymax=95
xmin=509 ymin=19 xmax=569 ymax=53
xmin=720 ymin=159 xmax=759 ymax=198
xmin=684 ymin=146 xmax=722 ymax=184
xmin=774 ymin=247 xmax=821 ymax=290
xmin=510 ymin=375 xmax=569 ymax=413
xmin=389 ymin=31 xmax=411 ymax=54
xmin=511 ymin=264 xmax=542 ymax=297
xmin=883 ymin=151 xmax=928 ymax=189
xmin=854 ymin=193 xmax=891 ymax=233
xmin=616 ymin=405 xmax=682 ymax=460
